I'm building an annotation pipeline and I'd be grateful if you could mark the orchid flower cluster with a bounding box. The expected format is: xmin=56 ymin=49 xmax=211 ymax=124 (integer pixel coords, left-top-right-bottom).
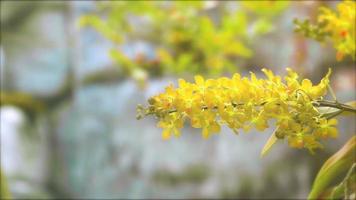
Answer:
xmin=137 ymin=68 xmax=339 ymax=152
xmin=294 ymin=1 xmax=355 ymax=61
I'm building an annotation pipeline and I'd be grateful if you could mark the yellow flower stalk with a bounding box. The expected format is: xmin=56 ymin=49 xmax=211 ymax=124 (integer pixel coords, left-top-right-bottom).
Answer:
xmin=137 ymin=68 xmax=356 ymax=153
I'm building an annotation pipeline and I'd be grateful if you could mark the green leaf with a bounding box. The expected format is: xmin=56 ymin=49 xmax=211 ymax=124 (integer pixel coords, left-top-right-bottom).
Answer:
xmin=343 ymin=101 xmax=356 ymax=116
xmin=1 ymin=168 xmax=11 ymax=199
xmin=222 ymin=12 xmax=247 ymax=37
xmin=318 ymin=101 xmax=356 ymax=118
xmin=109 ymin=49 xmax=135 ymax=70
xmin=308 ymin=136 xmax=356 ymax=200
xmin=251 ymin=18 xmax=273 ymax=36
xmin=329 ymin=163 xmax=356 ymax=199
xmin=261 ymin=126 xmax=279 ymax=157
xmin=78 ymin=15 xmax=122 ymax=43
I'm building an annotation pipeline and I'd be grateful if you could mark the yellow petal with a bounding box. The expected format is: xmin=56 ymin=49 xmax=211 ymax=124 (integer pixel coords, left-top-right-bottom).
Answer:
xmin=210 ymin=123 xmax=221 ymax=133
xmin=191 ymin=118 xmax=202 ymax=128
xmin=162 ymin=129 xmax=171 ymax=140
xmin=327 ymin=127 xmax=338 ymax=138
xmin=178 ymin=79 xmax=187 ymax=88
xmin=261 ymin=68 xmax=274 ymax=80
xmin=173 ymin=128 xmax=181 ymax=138
xmin=301 ymin=79 xmax=312 ymax=89
xmin=194 ymin=75 xmax=205 ymax=86
xmin=328 ymin=119 xmax=338 ymax=126
xmin=157 ymin=121 xmax=168 ymax=128
xmin=202 ymin=127 xmax=210 ymax=139
xmin=289 ymin=138 xmax=304 ymax=148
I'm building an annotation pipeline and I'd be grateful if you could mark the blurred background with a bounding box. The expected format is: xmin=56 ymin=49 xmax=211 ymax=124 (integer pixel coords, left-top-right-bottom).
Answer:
xmin=1 ymin=1 xmax=355 ymax=199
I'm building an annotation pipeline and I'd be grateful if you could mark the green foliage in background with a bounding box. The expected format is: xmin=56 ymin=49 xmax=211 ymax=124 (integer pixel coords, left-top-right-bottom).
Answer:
xmin=153 ymin=164 xmax=210 ymax=186
xmin=79 ymin=1 xmax=289 ymax=85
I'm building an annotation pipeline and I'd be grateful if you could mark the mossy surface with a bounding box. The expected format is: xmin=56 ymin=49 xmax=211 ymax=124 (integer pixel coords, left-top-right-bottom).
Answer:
xmin=153 ymin=164 xmax=210 ymax=186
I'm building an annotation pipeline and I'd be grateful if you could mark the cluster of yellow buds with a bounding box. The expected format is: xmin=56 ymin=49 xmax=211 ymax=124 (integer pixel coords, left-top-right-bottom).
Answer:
xmin=137 ymin=68 xmax=338 ymax=152
xmin=294 ymin=1 xmax=355 ymax=61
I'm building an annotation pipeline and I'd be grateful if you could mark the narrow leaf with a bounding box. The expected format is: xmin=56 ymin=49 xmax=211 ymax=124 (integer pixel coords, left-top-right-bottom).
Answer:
xmin=261 ymin=126 xmax=279 ymax=157
xmin=329 ymin=163 xmax=356 ymax=199
xmin=318 ymin=101 xmax=356 ymax=117
xmin=308 ymin=136 xmax=356 ymax=200
xmin=342 ymin=101 xmax=356 ymax=116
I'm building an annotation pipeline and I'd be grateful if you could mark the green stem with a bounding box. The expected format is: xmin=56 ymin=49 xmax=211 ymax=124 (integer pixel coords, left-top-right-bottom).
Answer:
xmin=314 ymin=100 xmax=356 ymax=113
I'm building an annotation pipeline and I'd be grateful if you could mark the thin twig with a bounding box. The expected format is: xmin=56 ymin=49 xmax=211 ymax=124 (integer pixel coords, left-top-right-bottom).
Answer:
xmin=315 ymin=100 xmax=356 ymax=113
